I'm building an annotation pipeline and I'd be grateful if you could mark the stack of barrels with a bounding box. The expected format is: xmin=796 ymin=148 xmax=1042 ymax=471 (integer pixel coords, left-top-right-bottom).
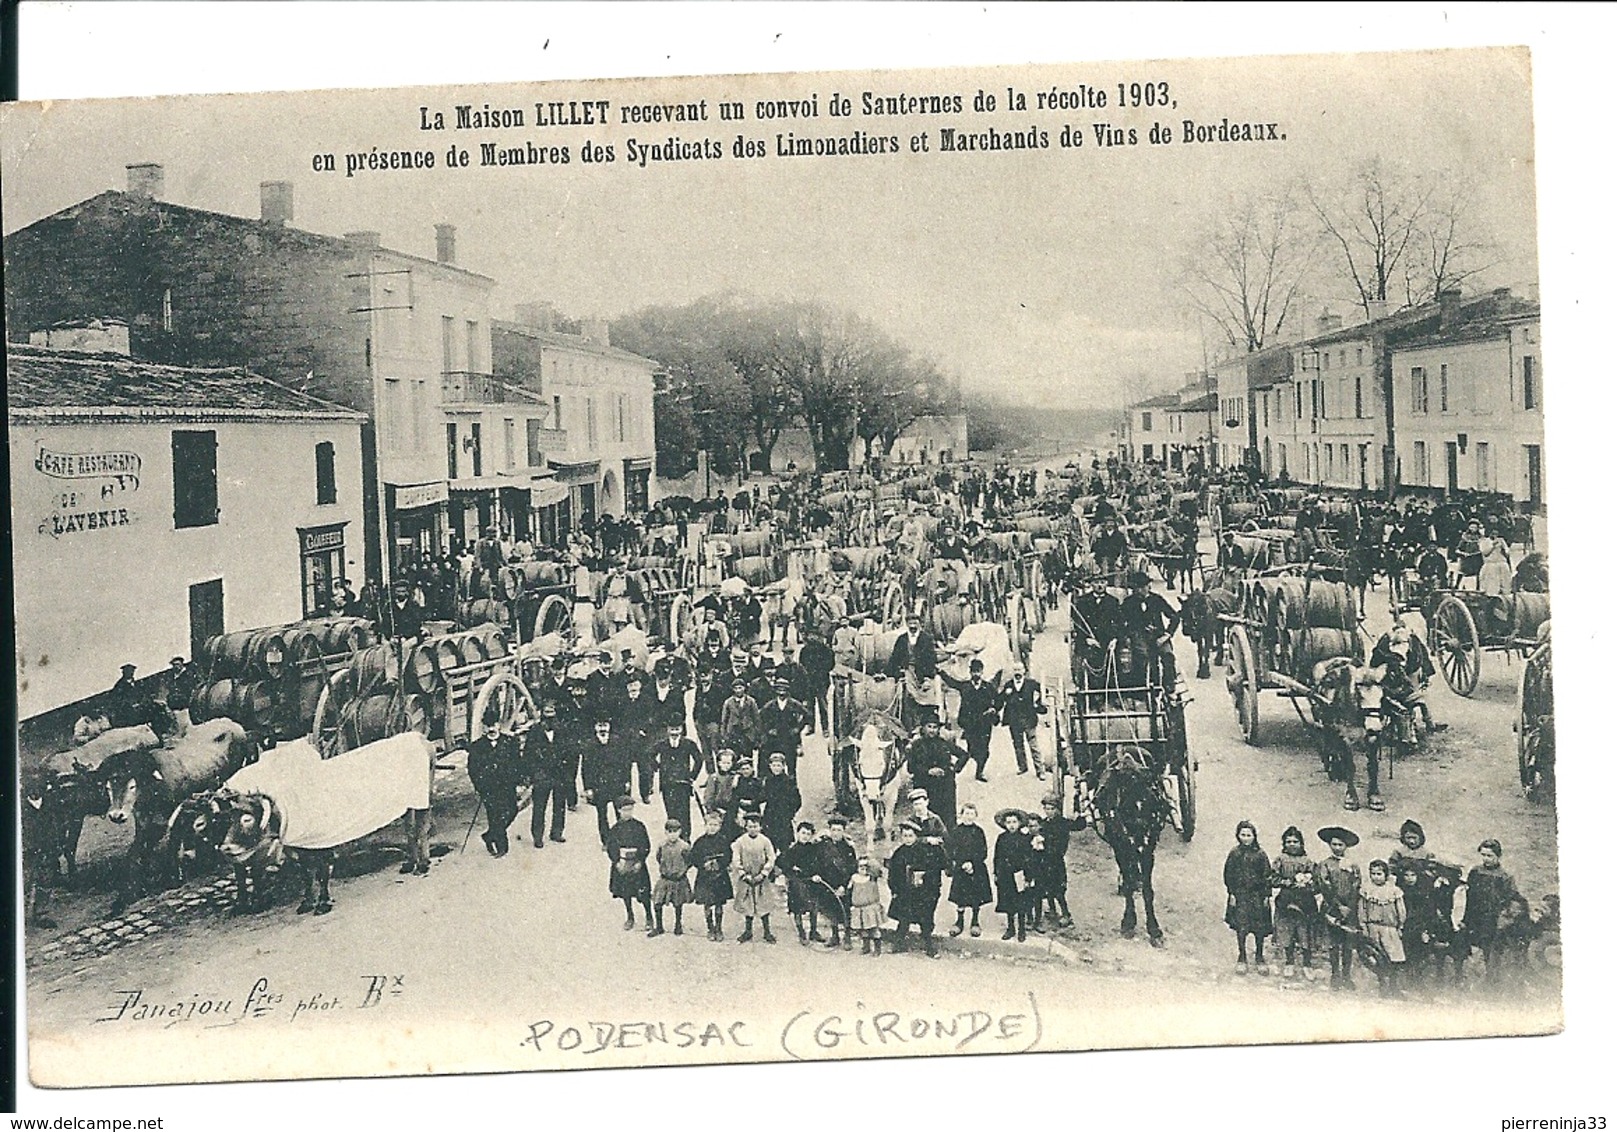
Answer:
xmin=191 ymin=617 xmax=377 ymax=738
xmin=1264 ymin=578 xmax=1362 ymax=680
xmin=330 ymin=623 xmax=510 ymax=746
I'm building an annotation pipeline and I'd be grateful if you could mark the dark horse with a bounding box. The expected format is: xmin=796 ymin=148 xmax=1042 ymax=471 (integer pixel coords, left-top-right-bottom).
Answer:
xmin=1091 ymin=745 xmax=1172 ymax=946
xmin=1180 ymin=566 xmax=1242 ymax=679
xmin=1311 ymin=658 xmax=1384 ymax=812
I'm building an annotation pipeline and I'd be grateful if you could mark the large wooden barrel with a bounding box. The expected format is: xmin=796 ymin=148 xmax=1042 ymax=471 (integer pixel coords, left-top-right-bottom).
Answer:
xmin=466 ymin=598 xmax=506 ymax=627
xmin=405 ymin=643 xmax=444 ymax=695
xmin=203 ymin=679 xmax=237 ymax=721
xmin=353 ymin=644 xmax=403 ymax=691
xmin=431 ymin=635 xmax=465 ymax=674
xmin=231 ymin=681 xmax=276 ymax=731
xmin=353 ymin=694 xmax=400 ymax=746
xmin=208 ymin=631 xmax=259 ymax=679
xmin=843 ymin=674 xmax=904 ymax=719
xmin=1271 ymin=579 xmax=1356 ymax=631
xmin=1014 ymin=516 xmax=1054 ymax=538
xmin=852 ymin=628 xmax=903 ymax=672
xmin=734 ymin=555 xmax=781 ymax=586
xmin=731 ymin=529 xmax=774 ymax=557
xmin=473 ymin=623 xmax=509 ymax=660
xmin=459 ymin=632 xmax=489 ymax=666
xmin=1287 ymin=628 xmax=1361 ymax=677
xmin=930 ymin=601 xmax=971 ymax=643
xmin=293 ymin=672 xmax=325 ymax=736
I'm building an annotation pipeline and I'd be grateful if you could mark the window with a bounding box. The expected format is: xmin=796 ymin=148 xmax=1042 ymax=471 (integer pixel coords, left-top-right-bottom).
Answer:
xmin=189 ymin=579 xmax=224 ymax=663
xmin=1141 ymin=412 xmax=1153 ymax=432
xmin=1523 ymin=356 xmax=1539 ymax=410
xmin=1322 ymin=351 xmax=1330 ymax=372
xmin=441 ymin=316 xmax=456 ymax=374
xmin=1439 ymin=364 xmax=1450 ymax=413
xmin=411 ymin=380 xmax=425 ymax=448
xmin=1411 ymin=367 xmax=1429 ymax=414
xmin=1356 ymin=347 xmax=1364 ymax=366
xmin=1340 ymin=445 xmax=1350 ymax=479
xmin=586 ymin=398 xmax=598 ymax=450
xmin=504 ymin=419 xmax=516 ymax=470
xmin=1295 ymin=384 xmax=1303 ymax=418
xmin=527 ymin=419 xmax=544 ymax=467
xmin=1262 ymin=397 xmax=1269 ymax=428
xmin=1413 ymin=441 xmax=1429 ymax=486
xmin=1339 ymin=349 xmax=1347 ymax=367
xmin=162 ymin=287 xmax=174 ymax=333
xmin=446 ymin=423 xmax=459 ymax=480
xmin=616 ymin=393 xmax=627 ymax=443
xmin=466 ymin=320 xmax=480 ymax=373
xmin=172 ymin=429 xmax=219 ymax=529
xmin=1278 ymin=444 xmax=1288 ymax=475
xmin=1476 ymin=441 xmax=1492 ymax=491
xmin=470 ymin=422 xmax=483 ymax=477
xmin=1354 ymin=378 xmax=1363 ymax=419
xmin=384 ymin=378 xmax=404 ymax=450
xmin=315 ymin=441 xmax=337 ymax=505
xmin=552 ymin=395 xmax=563 ymax=430
xmin=1324 ymin=444 xmax=1335 ymax=480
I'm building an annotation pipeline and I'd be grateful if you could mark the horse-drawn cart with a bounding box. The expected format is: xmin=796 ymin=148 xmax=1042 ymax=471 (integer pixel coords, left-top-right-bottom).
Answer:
xmin=1416 ymin=587 xmax=1551 ymax=698
xmin=309 ymin=625 xmax=537 ymax=758
xmin=1222 ymin=573 xmax=1364 ymax=745
xmin=1051 ymin=643 xmax=1196 ymax=842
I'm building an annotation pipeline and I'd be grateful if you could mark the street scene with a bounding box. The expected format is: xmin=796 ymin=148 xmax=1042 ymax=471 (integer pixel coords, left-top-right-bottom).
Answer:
xmin=3 ymin=47 xmax=1558 ymax=1086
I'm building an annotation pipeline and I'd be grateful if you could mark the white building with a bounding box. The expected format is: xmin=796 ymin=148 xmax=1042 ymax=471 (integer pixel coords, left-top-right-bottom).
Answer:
xmin=887 ymin=413 xmax=968 ymax=465
xmin=1391 ymin=298 xmax=1544 ymax=506
xmin=9 ymin=339 xmax=367 ymax=721
xmin=493 ymin=309 xmax=658 ymax=541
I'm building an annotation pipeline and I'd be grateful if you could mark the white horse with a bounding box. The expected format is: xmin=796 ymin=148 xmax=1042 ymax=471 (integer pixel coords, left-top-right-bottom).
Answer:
xmin=845 ymin=715 xmax=909 ymax=849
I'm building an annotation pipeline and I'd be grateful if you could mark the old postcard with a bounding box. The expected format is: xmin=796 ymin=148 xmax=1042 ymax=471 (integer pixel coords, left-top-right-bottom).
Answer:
xmin=5 ymin=42 xmax=1563 ymax=1090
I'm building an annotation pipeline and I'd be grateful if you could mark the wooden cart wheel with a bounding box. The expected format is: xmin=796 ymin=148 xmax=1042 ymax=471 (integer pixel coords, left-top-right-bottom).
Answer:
xmin=470 ymin=673 xmax=538 ymax=744
xmin=1027 ymin=560 xmax=1047 ymax=631
xmin=533 ymin=593 xmax=572 ymax=639
xmin=881 ymin=580 xmax=908 ymax=628
xmin=1227 ymin=625 xmax=1261 ymax=745
xmin=666 ymin=592 xmax=693 ymax=648
xmin=1175 ymin=756 xmax=1197 ymax=842
xmin=1431 ymin=595 xmax=1481 ymax=697
xmin=311 ymin=668 xmax=355 ymax=758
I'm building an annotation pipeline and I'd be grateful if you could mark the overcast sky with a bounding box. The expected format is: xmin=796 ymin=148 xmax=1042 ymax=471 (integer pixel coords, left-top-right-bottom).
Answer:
xmin=2 ymin=47 xmax=1536 ymax=411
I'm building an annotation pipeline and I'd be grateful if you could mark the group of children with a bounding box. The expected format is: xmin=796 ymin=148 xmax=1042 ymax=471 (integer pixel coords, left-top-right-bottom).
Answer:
xmin=1223 ymin=817 xmax=1534 ymax=996
xmin=599 ymin=788 xmax=1079 ymax=955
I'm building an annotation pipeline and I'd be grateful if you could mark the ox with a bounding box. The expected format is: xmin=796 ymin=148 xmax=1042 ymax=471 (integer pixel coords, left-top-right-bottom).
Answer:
xmin=24 ymin=724 xmax=160 ymax=899
xmin=214 ymin=733 xmax=435 ymax=916
xmin=100 ymin=718 xmax=256 ymax=913
xmin=838 ymin=716 xmax=909 ymax=847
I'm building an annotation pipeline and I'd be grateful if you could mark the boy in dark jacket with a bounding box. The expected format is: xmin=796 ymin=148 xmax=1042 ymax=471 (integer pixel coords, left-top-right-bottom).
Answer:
xmin=1037 ymin=796 xmax=1074 ymax=929
xmin=776 ymin=821 xmax=826 ymax=945
xmin=946 ymin=802 xmax=992 ymax=937
xmin=814 ymin=815 xmax=859 ymax=950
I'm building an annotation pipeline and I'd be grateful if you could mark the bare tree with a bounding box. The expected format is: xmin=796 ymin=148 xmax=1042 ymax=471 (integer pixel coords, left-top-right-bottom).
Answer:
xmin=1179 ymin=185 xmax=1315 ymax=353
xmin=1311 ymin=159 xmax=1495 ymax=316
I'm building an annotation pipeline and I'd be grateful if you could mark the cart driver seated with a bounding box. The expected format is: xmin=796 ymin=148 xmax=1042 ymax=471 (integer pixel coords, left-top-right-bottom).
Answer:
xmin=1117 ymin=569 xmax=1183 ymax=700
xmin=1368 ymin=621 xmax=1447 ymax=733
xmin=1091 ymin=517 xmax=1129 ymax=577
xmin=1068 ymin=563 xmax=1121 ymax=672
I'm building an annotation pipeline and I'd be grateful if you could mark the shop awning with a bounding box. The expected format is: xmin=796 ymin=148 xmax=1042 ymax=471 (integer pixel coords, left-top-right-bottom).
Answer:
xmin=390 ymin=480 xmax=448 ymax=510
xmin=622 ymin=456 xmax=653 ymax=473
xmin=531 ymin=481 xmax=570 ymax=508
xmin=547 ymin=457 xmax=600 ymax=482
xmin=447 ymin=475 xmax=513 ymax=493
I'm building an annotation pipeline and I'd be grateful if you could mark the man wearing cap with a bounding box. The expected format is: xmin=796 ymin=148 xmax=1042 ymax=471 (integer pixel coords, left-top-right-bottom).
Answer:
xmin=758 ymin=676 xmax=811 ymax=779
xmin=651 ymin=719 xmax=703 ymax=838
xmin=525 ymin=699 xmax=570 ymax=846
xmin=1118 ymin=570 xmax=1182 ymax=696
xmin=997 ymin=663 xmax=1049 ymax=779
xmin=813 ymin=816 xmax=859 ymax=950
xmin=1069 ymin=565 xmax=1122 ymax=669
xmin=585 ymin=649 xmax=616 ymax=709
xmin=692 ymin=668 xmax=727 ymax=777
xmin=163 ymin=655 xmax=199 ymax=737
xmin=380 ymin=580 xmax=426 ymax=643
xmin=887 ymin=817 xmax=946 ymax=957
xmin=1092 ymin=516 xmax=1128 ymax=575
xmin=905 ymin=711 xmax=963 ymax=828
xmin=941 ymin=657 xmax=999 ymax=782
xmin=796 ymin=629 xmax=836 ymax=737
xmin=719 ymin=675 xmax=762 ymax=765
xmin=105 ymin=663 xmax=142 ymax=728
xmin=582 ymin=716 xmax=633 ymax=846
xmin=760 ymin=751 xmax=803 ymax=853
xmin=618 ymin=672 xmax=658 ymax=804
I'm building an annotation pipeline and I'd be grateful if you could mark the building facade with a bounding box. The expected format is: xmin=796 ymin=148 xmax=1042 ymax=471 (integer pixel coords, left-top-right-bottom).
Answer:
xmin=887 ymin=413 xmax=968 ymax=465
xmin=2 ymin=165 xmax=509 ymax=581
xmin=9 ymin=340 xmax=367 ymax=721
xmin=493 ymin=310 xmax=658 ymax=540
xmin=1391 ymin=305 xmax=1544 ymax=507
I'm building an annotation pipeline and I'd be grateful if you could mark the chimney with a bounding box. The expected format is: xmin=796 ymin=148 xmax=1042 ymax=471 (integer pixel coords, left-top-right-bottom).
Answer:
xmin=581 ymin=317 xmax=611 ymax=347
xmin=1315 ymin=308 xmax=1343 ymax=335
xmin=126 ymin=163 xmax=164 ymax=200
xmin=515 ymin=302 xmax=558 ymax=332
xmin=435 ymin=223 xmax=457 ymax=265
xmin=1437 ymin=286 xmax=1463 ymax=329
xmin=344 ymin=230 xmax=381 ymax=249
xmin=1365 ymin=298 xmax=1389 ymax=323
xmin=260 ymin=181 xmax=294 ymax=227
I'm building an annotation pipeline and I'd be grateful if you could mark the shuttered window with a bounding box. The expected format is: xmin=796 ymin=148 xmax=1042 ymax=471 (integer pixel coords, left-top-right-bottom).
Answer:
xmin=172 ymin=429 xmax=219 ymax=529
xmin=315 ymin=441 xmax=337 ymax=504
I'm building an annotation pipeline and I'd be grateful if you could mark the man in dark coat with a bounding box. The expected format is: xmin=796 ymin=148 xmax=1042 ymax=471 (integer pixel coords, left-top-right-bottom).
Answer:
xmin=887 ymin=614 xmax=939 ymax=681
xmin=380 ymin=582 xmax=426 ymax=642
xmin=997 ymin=663 xmax=1049 ymax=779
xmin=940 ymin=658 xmax=999 ymax=782
xmin=887 ymin=819 xmax=946 ymax=957
xmin=468 ymin=714 xmax=523 ymax=857
xmin=1117 ymin=570 xmax=1182 ymax=696
xmin=758 ymin=676 xmax=811 ymax=779
xmin=581 ymin=716 xmax=633 ymax=846
xmin=760 ymin=751 xmax=802 ymax=852
xmin=652 ymin=720 xmax=703 ymax=838
xmin=617 ymin=674 xmax=658 ymax=803
xmin=905 ymin=711 xmax=963 ymax=828
xmin=796 ymin=630 xmax=836 ymax=736
xmin=525 ymin=700 xmax=571 ymax=846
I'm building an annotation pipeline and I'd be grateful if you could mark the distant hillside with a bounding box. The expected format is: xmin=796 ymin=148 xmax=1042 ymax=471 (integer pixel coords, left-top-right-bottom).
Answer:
xmin=965 ymin=393 xmax=1124 ymax=452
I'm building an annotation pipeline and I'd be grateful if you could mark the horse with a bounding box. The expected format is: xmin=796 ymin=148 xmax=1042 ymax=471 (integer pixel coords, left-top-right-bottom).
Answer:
xmin=837 ymin=715 xmax=909 ymax=847
xmin=1089 ymin=745 xmax=1171 ymax=946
